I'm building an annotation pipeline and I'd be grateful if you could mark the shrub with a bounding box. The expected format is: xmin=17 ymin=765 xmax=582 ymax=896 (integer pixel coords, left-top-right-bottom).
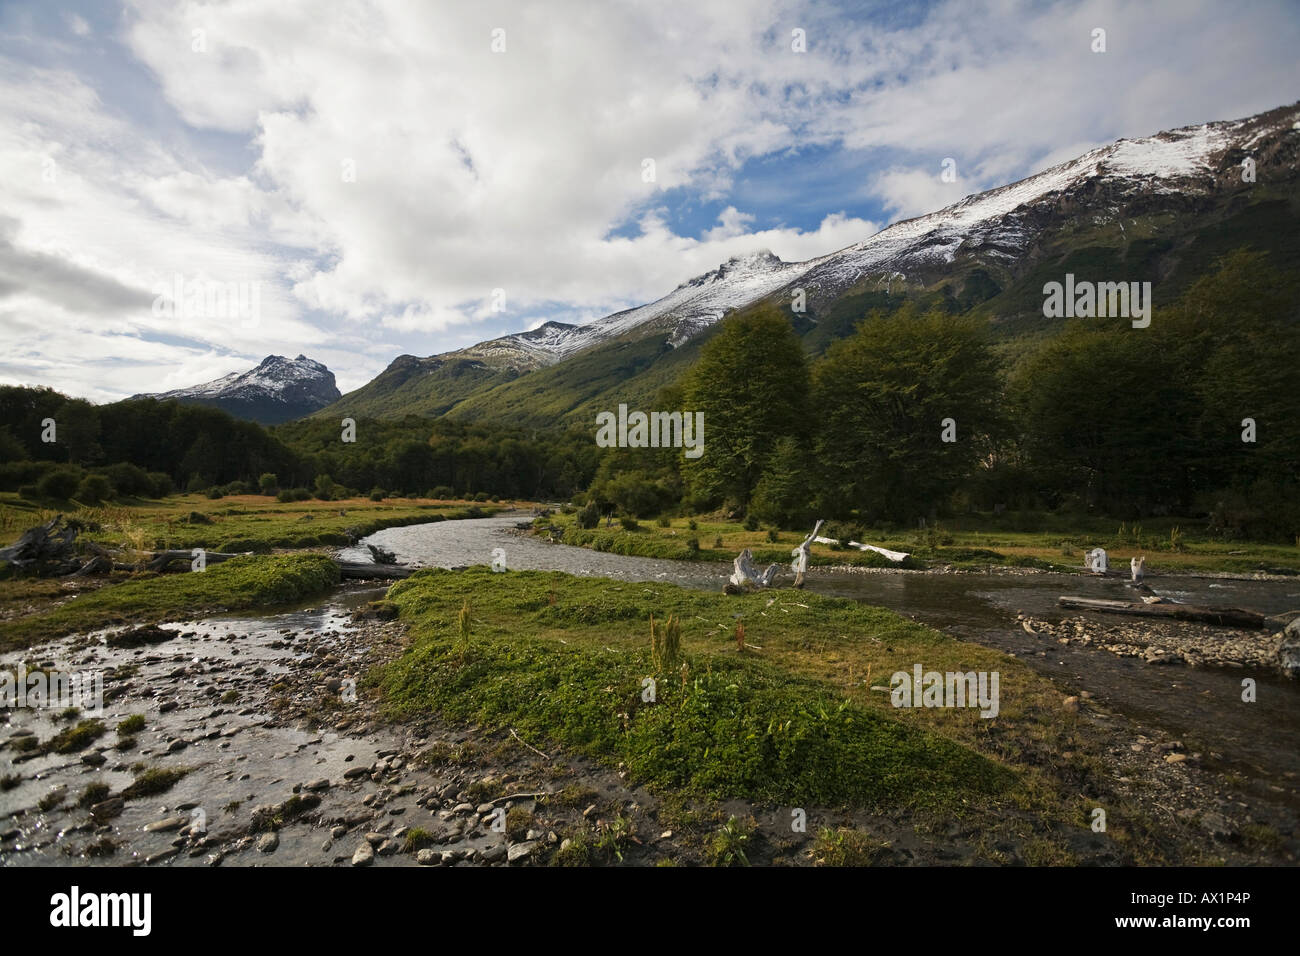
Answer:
xmin=714 ymin=535 xmax=724 ymax=549
xmin=313 ymin=474 xmax=337 ymax=501
xmin=205 ymin=487 xmax=223 ymax=499
xmin=18 ymin=484 xmax=39 ymax=500
xmin=619 ymin=515 xmax=639 ymax=531
xmin=369 ymin=488 xmax=386 ymax=501
xmin=430 ymin=486 xmax=455 ymax=499
xmin=473 ymin=491 xmax=490 ymax=502
xmin=686 ymin=537 xmax=700 ymax=556
xmin=0 ymin=460 xmax=54 ymax=491
xmin=258 ymin=473 xmax=278 ymax=495
xmin=766 ymin=528 xmax=779 ymax=543
xmin=656 ymin=515 xmax=671 ymax=528
xmin=101 ymin=462 xmax=153 ymax=497
xmin=147 ymin=472 xmax=175 ymax=498
xmin=743 ymin=514 xmax=759 ymax=532
xmin=37 ymin=467 xmax=82 ymax=500
xmin=577 ymin=501 xmax=600 ymax=530
xmin=76 ymin=474 xmax=113 ymax=503
xmin=687 ymin=519 xmax=698 ymax=531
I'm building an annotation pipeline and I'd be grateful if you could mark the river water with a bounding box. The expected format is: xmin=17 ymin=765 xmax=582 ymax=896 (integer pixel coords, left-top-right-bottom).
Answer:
xmin=343 ymin=513 xmax=1300 ymax=805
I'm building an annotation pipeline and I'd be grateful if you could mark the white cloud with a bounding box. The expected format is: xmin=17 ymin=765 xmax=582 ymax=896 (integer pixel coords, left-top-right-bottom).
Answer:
xmin=0 ymin=0 xmax=1294 ymax=401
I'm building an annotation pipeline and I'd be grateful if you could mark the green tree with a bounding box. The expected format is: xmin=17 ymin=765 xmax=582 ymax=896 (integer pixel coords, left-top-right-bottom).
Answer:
xmin=814 ymin=306 xmax=1002 ymax=522
xmin=750 ymin=437 xmax=812 ymax=528
xmin=684 ymin=306 xmax=809 ymax=511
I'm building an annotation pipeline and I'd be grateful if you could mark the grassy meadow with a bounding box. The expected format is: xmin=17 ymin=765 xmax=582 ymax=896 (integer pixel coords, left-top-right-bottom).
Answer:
xmin=376 ymin=566 xmax=1202 ymax=862
xmin=539 ymin=510 xmax=1300 ymax=575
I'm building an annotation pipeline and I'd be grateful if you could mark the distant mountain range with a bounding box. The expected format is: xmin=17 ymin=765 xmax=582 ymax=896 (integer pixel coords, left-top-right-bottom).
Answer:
xmin=133 ymin=101 xmax=1300 ymax=429
xmin=131 ymin=354 xmax=340 ymax=425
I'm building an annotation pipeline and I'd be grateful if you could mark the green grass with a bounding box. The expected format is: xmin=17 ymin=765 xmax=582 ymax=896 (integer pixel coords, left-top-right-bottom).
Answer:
xmin=121 ymin=766 xmax=190 ymax=800
xmin=0 ymin=492 xmax=501 ymax=555
xmin=538 ymin=511 xmax=1299 ymax=575
xmin=378 ymin=567 xmax=1020 ymax=812
xmin=116 ymin=714 xmax=146 ymax=735
xmin=46 ymin=719 xmax=105 ymax=754
xmin=0 ymin=554 xmax=339 ymax=651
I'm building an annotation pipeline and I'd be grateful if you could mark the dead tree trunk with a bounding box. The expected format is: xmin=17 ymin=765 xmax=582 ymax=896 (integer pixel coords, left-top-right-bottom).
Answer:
xmin=1058 ymin=595 xmax=1266 ymax=628
xmin=146 ymin=550 xmax=244 ymax=572
xmin=0 ymin=516 xmax=80 ymax=575
xmin=791 ymin=519 xmax=825 ymax=588
xmin=728 ymin=548 xmax=780 ymax=590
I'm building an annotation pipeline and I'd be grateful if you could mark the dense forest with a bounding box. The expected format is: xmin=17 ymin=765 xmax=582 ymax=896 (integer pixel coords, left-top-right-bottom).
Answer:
xmin=1 ymin=250 xmax=1295 ymax=539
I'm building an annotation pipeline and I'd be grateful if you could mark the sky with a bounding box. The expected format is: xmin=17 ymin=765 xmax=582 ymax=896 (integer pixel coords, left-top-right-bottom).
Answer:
xmin=0 ymin=0 xmax=1297 ymax=400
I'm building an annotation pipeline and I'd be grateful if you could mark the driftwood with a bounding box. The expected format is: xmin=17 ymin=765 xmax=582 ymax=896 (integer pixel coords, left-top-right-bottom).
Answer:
xmin=812 ymin=535 xmax=909 ymax=563
xmin=146 ymin=549 xmax=243 ymax=572
xmin=791 ymin=519 xmax=825 ymax=588
xmin=147 ymin=548 xmax=410 ymax=580
xmin=337 ymin=560 xmax=411 ymax=580
xmin=1058 ymin=595 xmax=1266 ymax=629
xmin=0 ymin=515 xmax=81 ymax=574
xmin=729 ymin=548 xmax=780 ymax=590
xmin=367 ymin=543 xmax=398 ymax=565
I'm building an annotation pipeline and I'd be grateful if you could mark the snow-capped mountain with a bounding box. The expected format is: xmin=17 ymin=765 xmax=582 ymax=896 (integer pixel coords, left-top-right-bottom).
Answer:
xmin=422 ymin=101 xmax=1298 ymax=377
xmin=326 ymin=100 xmax=1299 ymax=423
xmin=133 ymin=355 xmax=341 ymax=425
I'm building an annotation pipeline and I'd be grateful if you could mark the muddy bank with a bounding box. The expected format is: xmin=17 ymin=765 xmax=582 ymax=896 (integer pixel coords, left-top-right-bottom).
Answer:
xmin=3 ymin=583 xmax=1292 ymax=867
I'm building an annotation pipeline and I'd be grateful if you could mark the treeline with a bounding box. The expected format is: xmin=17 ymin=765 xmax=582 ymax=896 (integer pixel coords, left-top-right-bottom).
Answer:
xmin=272 ymin=417 xmax=600 ymax=500
xmin=583 ymin=251 xmax=1300 ymax=541
xmin=3 ymin=249 xmax=1294 ymax=540
xmin=0 ymin=392 xmax=601 ymax=503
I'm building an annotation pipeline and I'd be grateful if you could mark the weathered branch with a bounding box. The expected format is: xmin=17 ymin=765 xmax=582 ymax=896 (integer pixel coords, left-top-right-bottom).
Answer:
xmin=1057 ymin=595 xmax=1266 ymax=629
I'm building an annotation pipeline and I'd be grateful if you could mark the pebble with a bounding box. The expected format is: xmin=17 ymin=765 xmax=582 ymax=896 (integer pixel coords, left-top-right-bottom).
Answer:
xmin=257 ymin=832 xmax=279 ymax=853
xmin=507 ymin=841 xmax=538 ymax=863
xmin=144 ymin=816 xmax=189 ymax=833
xmin=351 ymin=843 xmax=374 ymax=867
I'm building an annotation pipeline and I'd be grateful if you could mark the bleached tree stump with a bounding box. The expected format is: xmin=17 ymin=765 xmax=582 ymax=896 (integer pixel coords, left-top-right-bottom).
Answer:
xmin=791 ymin=519 xmax=825 ymax=588
xmin=729 ymin=548 xmax=780 ymax=589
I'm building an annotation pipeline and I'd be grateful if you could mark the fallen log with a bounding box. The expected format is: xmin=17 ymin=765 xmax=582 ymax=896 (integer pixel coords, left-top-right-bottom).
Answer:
xmin=146 ymin=549 xmax=243 ymax=572
xmin=1057 ymin=595 xmax=1266 ymax=629
xmin=336 ymin=560 xmax=411 ymax=580
xmin=147 ymin=549 xmax=411 ymax=580
xmin=812 ymin=535 xmax=909 ymax=563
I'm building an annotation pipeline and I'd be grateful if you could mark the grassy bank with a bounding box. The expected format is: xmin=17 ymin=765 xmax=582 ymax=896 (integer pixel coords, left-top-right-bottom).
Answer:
xmin=0 ymin=554 xmax=339 ymax=651
xmin=0 ymin=492 xmax=505 ymax=555
xmin=537 ymin=511 xmax=1300 ymax=575
xmin=377 ymin=567 xmax=1148 ymax=853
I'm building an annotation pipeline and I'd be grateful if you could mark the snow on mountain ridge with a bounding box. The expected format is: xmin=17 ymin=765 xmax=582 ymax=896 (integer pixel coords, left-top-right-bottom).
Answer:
xmin=430 ymin=103 xmax=1296 ymax=374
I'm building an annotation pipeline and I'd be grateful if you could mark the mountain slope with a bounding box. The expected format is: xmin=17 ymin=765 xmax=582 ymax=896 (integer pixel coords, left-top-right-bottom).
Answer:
xmin=322 ymin=101 xmax=1300 ymax=427
xmin=133 ymin=354 xmax=341 ymax=425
